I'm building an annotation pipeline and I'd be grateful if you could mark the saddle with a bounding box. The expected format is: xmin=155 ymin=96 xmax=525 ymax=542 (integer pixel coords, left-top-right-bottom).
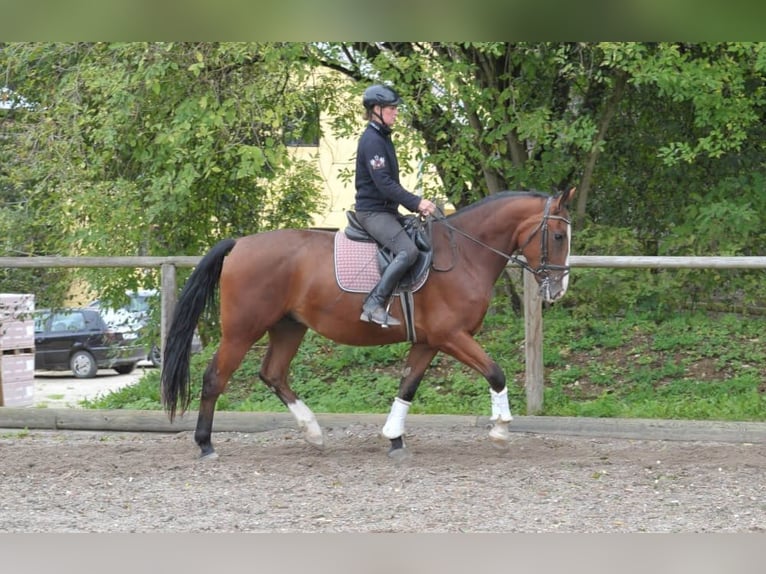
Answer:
xmin=343 ymin=211 xmax=433 ymax=291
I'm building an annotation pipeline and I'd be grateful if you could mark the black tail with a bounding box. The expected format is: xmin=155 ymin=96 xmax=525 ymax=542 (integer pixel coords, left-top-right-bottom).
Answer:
xmin=161 ymin=238 xmax=237 ymax=421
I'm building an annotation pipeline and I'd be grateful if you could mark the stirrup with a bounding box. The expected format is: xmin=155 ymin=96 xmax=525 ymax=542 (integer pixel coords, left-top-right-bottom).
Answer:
xmin=360 ymin=305 xmax=401 ymax=327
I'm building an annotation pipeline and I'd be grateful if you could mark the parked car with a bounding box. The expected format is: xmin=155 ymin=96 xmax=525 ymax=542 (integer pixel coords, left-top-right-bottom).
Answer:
xmin=88 ymin=289 xmax=202 ymax=367
xmin=33 ymin=308 xmax=146 ymax=378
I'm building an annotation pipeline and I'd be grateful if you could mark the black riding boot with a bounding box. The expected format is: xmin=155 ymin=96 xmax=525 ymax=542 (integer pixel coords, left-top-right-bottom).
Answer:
xmin=360 ymin=252 xmax=411 ymax=327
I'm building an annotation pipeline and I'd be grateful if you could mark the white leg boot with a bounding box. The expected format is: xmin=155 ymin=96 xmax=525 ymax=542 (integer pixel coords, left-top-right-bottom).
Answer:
xmin=488 ymin=388 xmax=513 ymax=447
xmin=382 ymin=397 xmax=411 ymax=439
xmin=288 ymin=400 xmax=324 ymax=448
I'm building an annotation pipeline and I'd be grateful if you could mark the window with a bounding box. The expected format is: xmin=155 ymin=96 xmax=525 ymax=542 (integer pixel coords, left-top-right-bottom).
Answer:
xmin=50 ymin=311 xmax=85 ymax=331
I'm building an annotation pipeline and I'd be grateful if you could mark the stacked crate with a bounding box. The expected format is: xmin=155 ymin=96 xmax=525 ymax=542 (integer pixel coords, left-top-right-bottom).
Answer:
xmin=0 ymin=294 xmax=35 ymax=407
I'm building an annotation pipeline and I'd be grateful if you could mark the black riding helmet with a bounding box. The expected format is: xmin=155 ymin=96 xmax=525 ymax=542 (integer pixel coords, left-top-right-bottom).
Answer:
xmin=362 ymin=84 xmax=402 ymax=109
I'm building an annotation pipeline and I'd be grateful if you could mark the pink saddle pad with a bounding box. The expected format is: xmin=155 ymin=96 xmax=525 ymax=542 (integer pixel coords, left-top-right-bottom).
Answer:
xmin=334 ymin=231 xmax=428 ymax=294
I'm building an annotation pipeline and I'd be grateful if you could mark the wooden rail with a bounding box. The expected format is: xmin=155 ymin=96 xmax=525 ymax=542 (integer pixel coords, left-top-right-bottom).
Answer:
xmin=0 ymin=255 xmax=198 ymax=369
xmin=4 ymin=254 xmax=766 ymax=414
xmin=522 ymin=255 xmax=766 ymax=414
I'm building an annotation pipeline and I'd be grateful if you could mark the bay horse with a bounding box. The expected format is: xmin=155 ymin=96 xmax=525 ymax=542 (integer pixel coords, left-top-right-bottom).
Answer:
xmin=162 ymin=188 xmax=574 ymax=459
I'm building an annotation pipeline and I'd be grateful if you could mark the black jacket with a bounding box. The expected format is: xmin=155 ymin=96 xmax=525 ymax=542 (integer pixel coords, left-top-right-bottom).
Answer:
xmin=354 ymin=122 xmax=421 ymax=214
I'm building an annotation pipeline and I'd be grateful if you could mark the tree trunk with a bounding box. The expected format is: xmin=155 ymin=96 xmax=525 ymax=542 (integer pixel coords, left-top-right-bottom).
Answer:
xmin=575 ymin=70 xmax=628 ymax=226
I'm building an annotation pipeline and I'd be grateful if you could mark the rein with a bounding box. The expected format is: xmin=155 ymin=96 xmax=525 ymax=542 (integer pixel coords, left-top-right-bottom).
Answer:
xmin=431 ymin=196 xmax=571 ymax=277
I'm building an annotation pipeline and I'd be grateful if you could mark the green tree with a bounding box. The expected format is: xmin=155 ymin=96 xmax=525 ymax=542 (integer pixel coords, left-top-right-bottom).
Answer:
xmin=313 ymin=42 xmax=766 ymax=220
xmin=1 ymin=42 xmax=329 ymax=302
xmin=3 ymin=42 xmax=766 ymax=315
xmin=312 ymin=42 xmax=766 ymax=311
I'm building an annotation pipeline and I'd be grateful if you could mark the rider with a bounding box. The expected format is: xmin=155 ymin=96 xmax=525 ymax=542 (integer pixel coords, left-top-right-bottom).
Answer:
xmin=354 ymin=84 xmax=437 ymax=327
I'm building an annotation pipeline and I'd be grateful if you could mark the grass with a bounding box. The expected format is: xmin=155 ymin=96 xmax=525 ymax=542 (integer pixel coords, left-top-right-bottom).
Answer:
xmin=82 ymin=305 xmax=766 ymax=422
xmin=0 ymin=428 xmax=30 ymax=439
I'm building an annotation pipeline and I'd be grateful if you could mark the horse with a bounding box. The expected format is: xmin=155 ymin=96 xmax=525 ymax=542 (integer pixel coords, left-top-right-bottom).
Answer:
xmin=161 ymin=188 xmax=575 ymax=459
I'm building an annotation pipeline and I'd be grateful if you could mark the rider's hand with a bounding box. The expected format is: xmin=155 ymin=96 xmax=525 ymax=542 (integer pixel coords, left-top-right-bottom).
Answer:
xmin=418 ymin=198 xmax=437 ymax=217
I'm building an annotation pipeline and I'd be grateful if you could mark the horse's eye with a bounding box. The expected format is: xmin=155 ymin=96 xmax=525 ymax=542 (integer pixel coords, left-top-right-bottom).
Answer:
xmin=554 ymin=232 xmax=564 ymax=241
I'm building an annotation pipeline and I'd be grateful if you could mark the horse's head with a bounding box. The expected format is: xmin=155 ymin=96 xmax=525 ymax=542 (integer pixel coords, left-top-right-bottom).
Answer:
xmin=516 ymin=188 xmax=575 ymax=303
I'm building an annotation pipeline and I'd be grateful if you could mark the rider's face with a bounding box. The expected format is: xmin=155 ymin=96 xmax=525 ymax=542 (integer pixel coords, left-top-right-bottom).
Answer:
xmin=378 ymin=105 xmax=399 ymax=127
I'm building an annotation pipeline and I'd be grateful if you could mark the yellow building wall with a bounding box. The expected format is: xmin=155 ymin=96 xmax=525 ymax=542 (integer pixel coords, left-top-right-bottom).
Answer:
xmin=292 ymin=117 xmax=437 ymax=231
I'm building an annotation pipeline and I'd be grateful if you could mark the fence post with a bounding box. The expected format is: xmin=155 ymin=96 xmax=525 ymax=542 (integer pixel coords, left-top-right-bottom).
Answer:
xmin=523 ymin=269 xmax=544 ymax=414
xmin=160 ymin=263 xmax=177 ymax=375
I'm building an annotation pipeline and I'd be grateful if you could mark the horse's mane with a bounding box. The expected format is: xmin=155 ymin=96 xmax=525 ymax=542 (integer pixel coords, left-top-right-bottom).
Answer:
xmin=446 ymin=190 xmax=550 ymax=220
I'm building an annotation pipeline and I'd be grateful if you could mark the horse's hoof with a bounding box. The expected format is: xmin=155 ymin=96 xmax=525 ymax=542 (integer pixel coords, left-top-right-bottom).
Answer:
xmin=387 ymin=436 xmax=410 ymax=462
xmin=388 ymin=446 xmax=411 ymax=463
xmin=304 ymin=431 xmax=325 ymax=450
xmin=488 ymin=421 xmax=511 ymax=449
xmin=199 ymin=450 xmax=219 ymax=460
xmin=489 ymin=436 xmax=511 ymax=450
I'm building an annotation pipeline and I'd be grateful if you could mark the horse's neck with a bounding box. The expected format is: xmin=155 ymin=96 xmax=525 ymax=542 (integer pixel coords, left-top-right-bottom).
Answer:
xmin=466 ymin=200 xmax=528 ymax=245
xmin=439 ymin=205 xmax=524 ymax=279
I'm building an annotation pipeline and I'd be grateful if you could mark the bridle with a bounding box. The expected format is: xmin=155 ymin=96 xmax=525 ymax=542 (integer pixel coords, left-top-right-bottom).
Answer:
xmin=515 ymin=196 xmax=571 ymax=275
xmin=432 ymin=196 xmax=571 ymax=278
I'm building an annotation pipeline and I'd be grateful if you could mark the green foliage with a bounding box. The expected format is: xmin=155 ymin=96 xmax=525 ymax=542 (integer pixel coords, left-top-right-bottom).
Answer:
xmin=80 ymin=373 xmax=164 ymax=410
xmin=666 ymin=200 xmax=760 ymax=257
xmin=4 ymin=42 xmax=766 ymax=421
xmin=610 ymin=43 xmax=763 ymax=165
xmin=1 ymin=42 xmax=330 ymax=299
xmin=84 ymin=301 xmax=766 ymax=423
xmin=315 ymin=42 xmax=766 ymax=217
xmin=564 ymin=222 xmax=661 ymax=317
xmin=650 ymin=171 xmax=766 ymax=310
xmin=0 ymin=428 xmax=30 ymax=439
xmin=534 ymin=308 xmax=766 ymax=420
xmin=5 ymin=41 xmax=766 ymax=312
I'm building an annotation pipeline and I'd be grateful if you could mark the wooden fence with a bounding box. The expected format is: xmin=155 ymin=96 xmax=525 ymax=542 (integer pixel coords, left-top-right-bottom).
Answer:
xmin=3 ymin=254 xmax=766 ymax=414
xmin=524 ymin=256 xmax=766 ymax=414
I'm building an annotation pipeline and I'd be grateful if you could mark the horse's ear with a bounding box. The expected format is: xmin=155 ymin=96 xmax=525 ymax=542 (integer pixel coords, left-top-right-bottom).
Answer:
xmin=558 ymin=187 xmax=576 ymax=209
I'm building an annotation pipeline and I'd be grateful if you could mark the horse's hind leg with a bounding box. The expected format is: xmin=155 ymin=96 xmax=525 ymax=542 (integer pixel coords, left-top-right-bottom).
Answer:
xmin=260 ymin=318 xmax=324 ymax=448
xmin=195 ymin=338 xmax=252 ymax=459
xmin=382 ymin=343 xmax=438 ymax=459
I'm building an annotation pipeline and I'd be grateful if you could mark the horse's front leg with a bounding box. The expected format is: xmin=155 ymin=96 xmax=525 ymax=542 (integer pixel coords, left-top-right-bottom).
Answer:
xmin=440 ymin=332 xmax=513 ymax=449
xmin=382 ymin=344 xmax=438 ymax=459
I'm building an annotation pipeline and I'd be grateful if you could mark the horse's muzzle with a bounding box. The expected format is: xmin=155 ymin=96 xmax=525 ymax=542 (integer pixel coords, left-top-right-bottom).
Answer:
xmin=538 ymin=272 xmax=569 ymax=303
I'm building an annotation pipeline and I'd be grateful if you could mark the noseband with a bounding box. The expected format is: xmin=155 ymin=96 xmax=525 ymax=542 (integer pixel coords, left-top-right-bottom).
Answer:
xmin=434 ymin=196 xmax=571 ymax=278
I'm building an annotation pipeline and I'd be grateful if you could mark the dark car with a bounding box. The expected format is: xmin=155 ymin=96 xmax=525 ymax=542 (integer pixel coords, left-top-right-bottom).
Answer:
xmin=89 ymin=289 xmax=202 ymax=367
xmin=33 ymin=308 xmax=146 ymax=378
